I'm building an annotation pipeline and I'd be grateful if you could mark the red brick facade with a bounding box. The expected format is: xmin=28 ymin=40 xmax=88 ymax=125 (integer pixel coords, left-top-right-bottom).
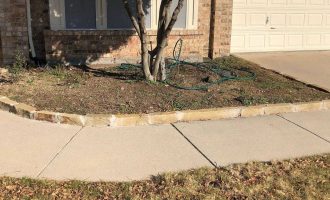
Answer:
xmin=0 ymin=0 xmax=233 ymax=65
xmin=0 ymin=0 xmax=29 ymax=65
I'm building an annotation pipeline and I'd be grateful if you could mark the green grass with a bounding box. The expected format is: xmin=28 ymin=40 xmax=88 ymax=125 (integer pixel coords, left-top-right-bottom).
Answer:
xmin=0 ymin=154 xmax=329 ymax=199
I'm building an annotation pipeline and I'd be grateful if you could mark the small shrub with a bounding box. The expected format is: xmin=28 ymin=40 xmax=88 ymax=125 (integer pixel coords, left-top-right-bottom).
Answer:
xmin=48 ymin=64 xmax=68 ymax=79
xmin=64 ymin=73 xmax=87 ymax=88
xmin=8 ymin=51 xmax=27 ymax=81
xmin=47 ymin=65 xmax=88 ymax=88
xmin=235 ymin=95 xmax=269 ymax=106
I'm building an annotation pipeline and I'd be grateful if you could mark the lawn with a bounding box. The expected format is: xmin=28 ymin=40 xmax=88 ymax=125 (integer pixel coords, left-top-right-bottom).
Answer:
xmin=0 ymin=56 xmax=329 ymax=115
xmin=1 ymin=154 xmax=329 ymax=199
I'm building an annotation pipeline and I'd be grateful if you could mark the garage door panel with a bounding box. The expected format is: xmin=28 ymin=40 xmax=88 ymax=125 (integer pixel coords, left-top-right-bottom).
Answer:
xmin=288 ymin=14 xmax=305 ymax=26
xmin=309 ymin=0 xmax=324 ymax=5
xmin=289 ymin=0 xmax=307 ymax=5
xmin=287 ymin=34 xmax=304 ymax=47
xmin=231 ymin=0 xmax=330 ymax=52
xmin=271 ymin=0 xmax=287 ymax=5
xmin=231 ymin=35 xmax=246 ymax=48
xmin=269 ymin=35 xmax=286 ymax=47
xmin=270 ymin=14 xmax=286 ymax=25
xmin=235 ymin=0 xmax=248 ymax=6
xmin=232 ymin=13 xmax=247 ymax=26
xmin=250 ymin=14 xmax=267 ymax=26
xmin=248 ymin=0 xmax=268 ymax=4
xmin=326 ymin=14 xmax=330 ymax=26
xmin=306 ymin=34 xmax=322 ymax=45
xmin=250 ymin=35 xmax=266 ymax=47
xmin=307 ymin=14 xmax=323 ymax=26
xmin=325 ymin=34 xmax=330 ymax=44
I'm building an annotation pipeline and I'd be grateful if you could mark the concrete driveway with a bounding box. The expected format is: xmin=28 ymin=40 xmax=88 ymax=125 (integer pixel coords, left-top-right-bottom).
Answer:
xmin=236 ymin=51 xmax=330 ymax=92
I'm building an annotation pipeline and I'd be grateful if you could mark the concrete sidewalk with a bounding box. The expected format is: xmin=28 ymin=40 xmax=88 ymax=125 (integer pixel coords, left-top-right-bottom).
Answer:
xmin=236 ymin=51 xmax=330 ymax=92
xmin=0 ymin=110 xmax=329 ymax=181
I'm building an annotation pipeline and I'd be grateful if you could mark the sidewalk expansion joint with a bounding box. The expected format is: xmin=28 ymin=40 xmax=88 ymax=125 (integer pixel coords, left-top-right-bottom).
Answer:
xmin=36 ymin=126 xmax=85 ymax=178
xmin=170 ymin=123 xmax=219 ymax=169
xmin=276 ymin=114 xmax=330 ymax=144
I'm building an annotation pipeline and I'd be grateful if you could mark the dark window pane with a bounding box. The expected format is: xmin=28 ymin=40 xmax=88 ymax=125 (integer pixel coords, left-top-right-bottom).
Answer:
xmin=65 ymin=0 xmax=96 ymax=29
xmin=170 ymin=0 xmax=187 ymax=28
xmin=107 ymin=0 xmax=151 ymax=29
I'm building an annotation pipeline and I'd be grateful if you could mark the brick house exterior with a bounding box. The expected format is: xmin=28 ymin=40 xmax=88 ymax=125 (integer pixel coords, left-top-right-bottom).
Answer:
xmin=0 ymin=0 xmax=233 ymax=65
xmin=0 ymin=0 xmax=29 ymax=65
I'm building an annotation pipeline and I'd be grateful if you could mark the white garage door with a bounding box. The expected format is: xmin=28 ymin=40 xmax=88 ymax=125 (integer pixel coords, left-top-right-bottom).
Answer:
xmin=231 ymin=0 xmax=330 ymax=53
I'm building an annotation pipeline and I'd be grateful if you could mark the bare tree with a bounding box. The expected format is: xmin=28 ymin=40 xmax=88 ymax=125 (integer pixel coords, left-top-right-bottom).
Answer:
xmin=122 ymin=0 xmax=185 ymax=81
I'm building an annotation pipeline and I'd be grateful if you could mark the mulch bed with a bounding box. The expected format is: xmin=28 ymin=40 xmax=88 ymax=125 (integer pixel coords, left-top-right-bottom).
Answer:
xmin=0 ymin=56 xmax=329 ymax=115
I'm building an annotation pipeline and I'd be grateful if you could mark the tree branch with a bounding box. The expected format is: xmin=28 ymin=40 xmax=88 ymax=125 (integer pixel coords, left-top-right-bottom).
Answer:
xmin=164 ymin=0 xmax=185 ymax=39
xmin=157 ymin=0 xmax=172 ymax=44
xmin=152 ymin=0 xmax=185 ymax=77
xmin=122 ymin=0 xmax=141 ymax=37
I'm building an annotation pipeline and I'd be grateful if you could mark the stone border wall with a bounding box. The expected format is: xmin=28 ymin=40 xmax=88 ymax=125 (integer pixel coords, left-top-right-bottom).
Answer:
xmin=0 ymin=95 xmax=329 ymax=127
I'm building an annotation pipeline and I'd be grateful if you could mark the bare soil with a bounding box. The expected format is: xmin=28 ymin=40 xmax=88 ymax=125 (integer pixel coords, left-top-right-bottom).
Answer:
xmin=0 ymin=56 xmax=329 ymax=115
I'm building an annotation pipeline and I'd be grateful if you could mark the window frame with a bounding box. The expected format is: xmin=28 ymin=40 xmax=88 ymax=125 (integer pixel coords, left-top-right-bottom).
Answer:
xmin=49 ymin=0 xmax=198 ymax=31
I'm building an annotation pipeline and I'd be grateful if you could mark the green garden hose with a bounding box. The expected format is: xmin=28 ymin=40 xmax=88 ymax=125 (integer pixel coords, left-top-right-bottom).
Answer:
xmin=118 ymin=39 xmax=256 ymax=91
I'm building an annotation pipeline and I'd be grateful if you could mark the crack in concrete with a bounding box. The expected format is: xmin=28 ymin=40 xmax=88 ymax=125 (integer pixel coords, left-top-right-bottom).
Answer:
xmin=36 ymin=126 xmax=85 ymax=178
xmin=276 ymin=114 xmax=330 ymax=144
xmin=170 ymin=123 xmax=219 ymax=168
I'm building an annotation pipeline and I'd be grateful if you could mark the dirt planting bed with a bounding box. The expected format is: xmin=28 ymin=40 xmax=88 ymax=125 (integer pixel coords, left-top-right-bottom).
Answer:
xmin=0 ymin=56 xmax=329 ymax=115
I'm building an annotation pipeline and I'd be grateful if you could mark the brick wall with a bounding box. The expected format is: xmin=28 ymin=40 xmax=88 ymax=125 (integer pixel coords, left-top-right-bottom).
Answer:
xmin=0 ymin=0 xmax=233 ymax=65
xmin=45 ymin=30 xmax=204 ymax=65
xmin=0 ymin=0 xmax=29 ymax=65
xmin=216 ymin=0 xmax=233 ymax=57
xmin=198 ymin=0 xmax=212 ymax=58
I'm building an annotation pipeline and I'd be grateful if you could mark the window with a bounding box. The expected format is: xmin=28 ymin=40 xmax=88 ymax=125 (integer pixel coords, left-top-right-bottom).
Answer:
xmin=107 ymin=0 xmax=151 ymax=29
xmin=49 ymin=0 xmax=198 ymax=30
xmin=65 ymin=0 xmax=97 ymax=29
xmin=170 ymin=0 xmax=187 ymax=28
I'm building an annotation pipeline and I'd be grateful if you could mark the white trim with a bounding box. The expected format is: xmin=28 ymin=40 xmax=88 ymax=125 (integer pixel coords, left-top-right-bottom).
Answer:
xmin=26 ymin=0 xmax=36 ymax=58
xmin=151 ymin=0 xmax=159 ymax=29
xmin=49 ymin=0 xmax=65 ymax=30
xmin=96 ymin=0 xmax=107 ymax=29
xmin=188 ymin=0 xmax=199 ymax=29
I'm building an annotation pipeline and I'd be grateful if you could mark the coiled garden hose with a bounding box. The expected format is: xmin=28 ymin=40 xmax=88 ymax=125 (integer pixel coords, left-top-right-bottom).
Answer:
xmin=118 ymin=39 xmax=256 ymax=91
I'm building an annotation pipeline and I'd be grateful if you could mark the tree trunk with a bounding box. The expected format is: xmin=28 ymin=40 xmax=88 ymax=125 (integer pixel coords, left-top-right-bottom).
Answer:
xmin=141 ymin=38 xmax=153 ymax=81
xmin=123 ymin=0 xmax=185 ymax=82
xmin=160 ymin=57 xmax=166 ymax=81
xmin=136 ymin=0 xmax=153 ymax=81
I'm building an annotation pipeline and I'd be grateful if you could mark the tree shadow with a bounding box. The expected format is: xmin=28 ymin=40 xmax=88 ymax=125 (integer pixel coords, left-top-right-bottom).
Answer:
xmin=0 ymin=79 xmax=10 ymax=83
xmin=70 ymin=64 xmax=145 ymax=81
xmin=35 ymin=0 xmax=152 ymax=67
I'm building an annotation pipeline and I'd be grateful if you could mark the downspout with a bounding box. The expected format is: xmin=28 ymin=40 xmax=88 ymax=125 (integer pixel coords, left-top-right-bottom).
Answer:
xmin=26 ymin=0 xmax=36 ymax=58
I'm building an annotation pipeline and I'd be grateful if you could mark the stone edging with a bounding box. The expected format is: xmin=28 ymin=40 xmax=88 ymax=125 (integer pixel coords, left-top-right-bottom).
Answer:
xmin=0 ymin=95 xmax=329 ymax=127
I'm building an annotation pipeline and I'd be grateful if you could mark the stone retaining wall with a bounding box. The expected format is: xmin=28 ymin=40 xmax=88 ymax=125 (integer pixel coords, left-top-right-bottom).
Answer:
xmin=1 ymin=95 xmax=329 ymax=127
